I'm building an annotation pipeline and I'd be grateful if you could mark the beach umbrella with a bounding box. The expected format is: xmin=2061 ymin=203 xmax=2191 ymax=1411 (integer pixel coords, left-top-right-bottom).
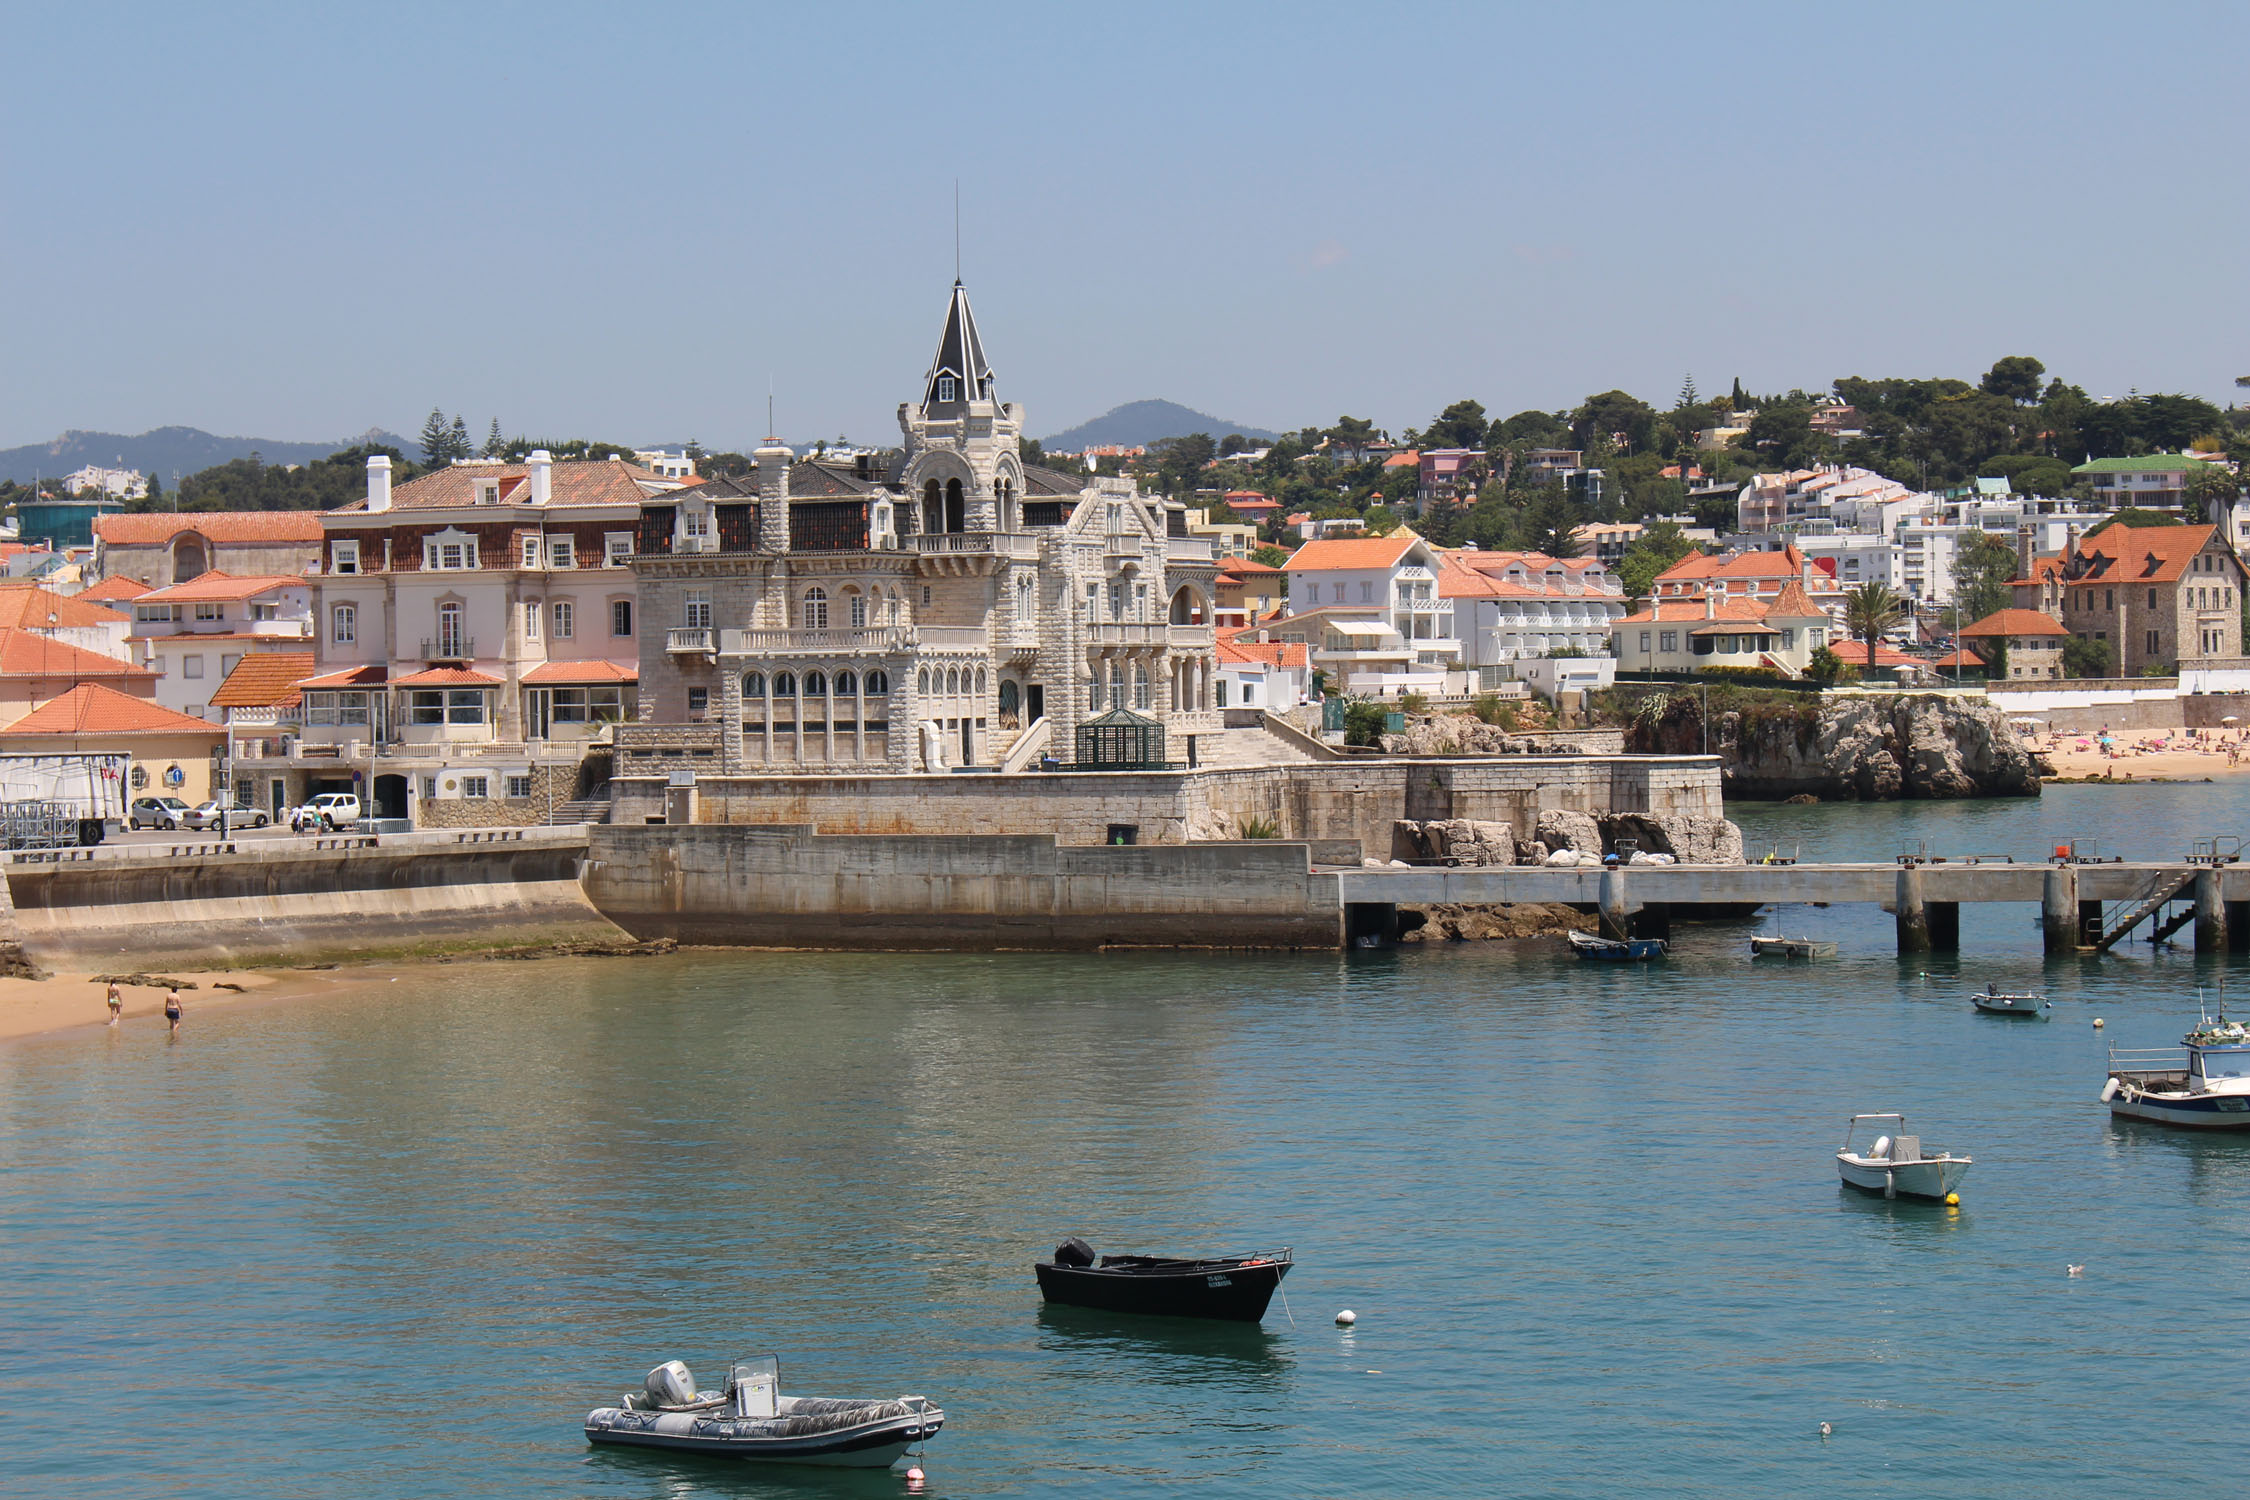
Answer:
xmin=2223 ymin=715 xmax=2241 ymax=724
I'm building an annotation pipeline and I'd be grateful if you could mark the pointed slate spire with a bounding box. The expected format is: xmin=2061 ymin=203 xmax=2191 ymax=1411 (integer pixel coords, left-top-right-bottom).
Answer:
xmin=921 ymin=280 xmax=994 ymax=415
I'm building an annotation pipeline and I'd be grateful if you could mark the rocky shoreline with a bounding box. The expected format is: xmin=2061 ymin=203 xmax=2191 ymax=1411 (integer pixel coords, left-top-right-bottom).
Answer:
xmin=1625 ymin=692 xmax=2041 ymax=800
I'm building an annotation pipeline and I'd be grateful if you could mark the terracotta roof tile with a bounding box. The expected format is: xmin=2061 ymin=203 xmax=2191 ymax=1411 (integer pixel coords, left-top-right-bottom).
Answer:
xmin=0 ymin=581 xmax=131 ymax=629
xmin=0 ymin=630 xmax=152 ymax=679
xmin=0 ymin=682 xmax=221 ymax=738
xmin=389 ymin=666 xmax=502 ymax=687
xmin=521 ymin=660 xmax=640 ymax=684
xmin=94 ymin=511 xmax=326 ymax=545
xmin=208 ymin=652 xmax=319 ymax=709
xmin=2070 ymin=522 xmax=2221 ymax=585
xmin=77 ymin=576 xmax=153 ymax=602
xmin=344 ymin=458 xmax=675 ymax=513
xmin=1216 ymin=639 xmax=1310 ymax=669
xmin=138 ymin=572 xmax=308 ymax=603
xmin=298 ymin=665 xmax=387 ymax=689
xmin=1285 ymin=533 xmax=1425 ymax=570
xmin=1959 ymin=608 xmax=2069 ymax=638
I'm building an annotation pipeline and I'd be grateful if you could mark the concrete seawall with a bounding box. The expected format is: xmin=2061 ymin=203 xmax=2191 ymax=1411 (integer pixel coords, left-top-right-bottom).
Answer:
xmin=582 ymin=825 xmax=1346 ymax=950
xmin=5 ymin=829 xmax=622 ymax=971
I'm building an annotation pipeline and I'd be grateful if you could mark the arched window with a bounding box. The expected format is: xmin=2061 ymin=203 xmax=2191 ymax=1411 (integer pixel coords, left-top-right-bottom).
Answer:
xmin=774 ymin=671 xmax=797 ymax=697
xmin=804 ymin=669 xmax=827 ymax=696
xmin=975 ymin=667 xmax=986 ymax=694
xmin=1016 ymin=574 xmax=1032 ymax=617
xmin=834 ymin=669 xmax=856 ymax=695
xmin=802 ymin=587 xmax=828 ymax=630
xmin=848 ymin=591 xmax=867 ymax=628
xmin=944 ymin=477 xmax=964 ymax=533
xmin=946 ymin=667 xmax=960 ymax=695
xmin=866 ymin=669 xmax=889 ymax=695
xmin=917 ymin=668 xmax=929 ymax=694
xmin=742 ymin=672 xmax=765 ymax=697
xmin=1133 ymin=664 xmax=1151 ymax=710
xmin=998 ymin=680 xmax=1020 ymax=717
xmin=887 ymin=592 xmax=902 ymax=623
xmin=437 ymin=601 xmax=465 ymax=657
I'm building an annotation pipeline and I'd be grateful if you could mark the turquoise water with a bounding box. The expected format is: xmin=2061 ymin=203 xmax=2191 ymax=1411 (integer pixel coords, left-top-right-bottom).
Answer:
xmin=8 ymin=785 xmax=2250 ymax=1497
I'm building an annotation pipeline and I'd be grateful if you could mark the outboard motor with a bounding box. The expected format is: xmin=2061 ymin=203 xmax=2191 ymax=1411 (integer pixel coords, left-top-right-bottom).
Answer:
xmin=1055 ymin=1237 xmax=1096 ymax=1268
xmin=645 ymin=1360 xmax=698 ymax=1408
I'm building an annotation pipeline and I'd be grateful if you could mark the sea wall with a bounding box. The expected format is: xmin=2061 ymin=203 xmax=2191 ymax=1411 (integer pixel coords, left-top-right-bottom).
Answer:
xmin=4 ymin=829 xmax=620 ymax=971
xmin=581 ymin=824 xmax=1346 ymax=950
xmin=610 ymin=755 xmax=1724 ymax=854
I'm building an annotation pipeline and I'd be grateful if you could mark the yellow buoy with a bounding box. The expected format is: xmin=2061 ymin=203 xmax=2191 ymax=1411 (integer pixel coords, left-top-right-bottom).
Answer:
xmin=1944 ymin=1192 xmax=1960 ymax=1206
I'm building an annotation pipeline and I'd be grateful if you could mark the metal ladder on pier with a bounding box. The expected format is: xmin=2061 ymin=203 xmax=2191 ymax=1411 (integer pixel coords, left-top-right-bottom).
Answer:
xmin=2094 ymin=868 xmax=2197 ymax=954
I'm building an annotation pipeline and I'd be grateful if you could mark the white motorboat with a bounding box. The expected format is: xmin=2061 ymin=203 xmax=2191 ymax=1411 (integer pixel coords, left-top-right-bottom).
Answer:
xmin=1970 ymin=986 xmax=2049 ymax=1018
xmin=584 ymin=1355 xmax=942 ymax=1468
xmin=1835 ymin=1113 xmax=1972 ymax=1200
xmin=2102 ymin=1012 xmax=2250 ymax=1129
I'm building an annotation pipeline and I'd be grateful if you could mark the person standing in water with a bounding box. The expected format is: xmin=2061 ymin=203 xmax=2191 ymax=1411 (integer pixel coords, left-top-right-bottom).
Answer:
xmin=106 ymin=981 xmax=124 ymax=1026
xmin=163 ymin=988 xmax=182 ymax=1035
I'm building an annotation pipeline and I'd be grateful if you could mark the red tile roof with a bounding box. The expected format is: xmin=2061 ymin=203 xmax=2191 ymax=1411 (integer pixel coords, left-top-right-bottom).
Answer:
xmin=77 ymin=576 xmax=153 ymax=602
xmin=1617 ymin=581 xmax=1828 ymax=628
xmin=2069 ymin=522 xmax=2221 ymax=586
xmin=94 ymin=512 xmax=326 ymax=545
xmin=1216 ymin=638 xmax=1310 ymax=669
xmin=1285 ymin=533 xmax=1425 ymax=570
xmin=0 ymin=630 xmax=152 ymax=680
xmin=521 ymin=660 xmax=640 ymax=684
xmin=1958 ymin=608 xmax=2069 ymax=639
xmin=297 ymin=665 xmax=387 ymax=689
xmin=0 ymin=581 xmax=131 ymax=629
xmin=208 ymin=652 xmax=319 ymax=709
xmin=390 ymin=667 xmax=502 ymax=687
xmin=0 ymin=682 xmax=222 ymax=739
xmin=139 ymin=572 xmax=308 ymax=603
xmin=350 ymin=458 xmax=675 ymax=513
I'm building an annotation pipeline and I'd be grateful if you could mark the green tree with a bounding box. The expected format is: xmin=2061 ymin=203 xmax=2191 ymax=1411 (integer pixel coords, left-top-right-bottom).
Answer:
xmin=2095 ymin=508 xmax=2183 ymax=532
xmin=1250 ymin=544 xmax=1291 ymax=569
xmin=2135 ymin=393 xmax=2225 ymax=451
xmin=1842 ymin=581 xmax=1906 ymax=669
xmin=418 ymin=406 xmax=454 ymax=465
xmin=448 ymin=414 xmax=471 ymax=460
xmin=1952 ymin=532 xmax=2019 ymax=626
xmin=1523 ymin=495 xmax=1582 ymax=557
xmin=483 ymin=418 xmax=505 ymax=458
xmin=2184 ymin=459 xmax=2243 ymax=522
xmin=1362 ymin=504 xmax=1400 ymax=535
xmin=1979 ymin=355 xmax=2046 ymax=404
xmin=2062 ymin=634 xmax=2115 ymax=678
xmin=1422 ymin=399 xmax=1489 ymax=450
xmin=1571 ymin=390 xmax=1658 ymax=454
xmin=1805 ymin=645 xmax=1855 ymax=686
xmin=1615 ymin=521 xmax=1696 ymax=599
xmin=1146 ymin=432 xmax=1216 ymax=495
xmin=1327 ymin=416 xmax=1378 ymax=464
xmin=144 ymin=470 xmax=161 ymax=502
xmin=1743 ymin=399 xmax=1825 ymax=467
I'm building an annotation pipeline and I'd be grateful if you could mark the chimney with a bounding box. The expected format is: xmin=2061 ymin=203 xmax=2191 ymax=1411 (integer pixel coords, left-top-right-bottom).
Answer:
xmin=2015 ymin=523 xmax=2035 ymax=581
xmin=366 ymin=453 xmax=392 ymax=513
xmin=1705 ymin=587 xmax=1717 ymax=620
xmin=755 ymin=437 xmax=793 ymax=551
xmin=528 ymin=450 xmax=553 ymax=506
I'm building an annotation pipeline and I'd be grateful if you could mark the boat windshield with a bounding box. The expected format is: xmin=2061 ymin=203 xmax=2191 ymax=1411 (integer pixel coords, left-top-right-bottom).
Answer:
xmin=2196 ymin=1046 xmax=2250 ymax=1081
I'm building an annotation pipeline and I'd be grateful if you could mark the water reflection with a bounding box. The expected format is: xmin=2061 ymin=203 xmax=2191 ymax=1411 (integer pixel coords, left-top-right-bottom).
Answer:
xmin=1031 ymin=1304 xmax=1295 ymax=1385
xmin=581 ymin=1446 xmax=926 ymax=1500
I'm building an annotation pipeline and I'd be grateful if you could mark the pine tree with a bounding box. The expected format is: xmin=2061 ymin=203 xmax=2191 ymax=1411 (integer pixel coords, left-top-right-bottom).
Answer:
xmin=449 ymin=414 xmax=471 ymax=460
xmin=484 ymin=418 xmax=504 ymax=458
xmin=418 ymin=407 xmax=452 ymax=466
xmin=1677 ymin=375 xmax=1698 ymax=408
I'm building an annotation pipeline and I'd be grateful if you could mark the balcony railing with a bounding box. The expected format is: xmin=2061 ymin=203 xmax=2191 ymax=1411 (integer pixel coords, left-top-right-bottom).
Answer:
xmin=420 ymin=637 xmax=475 ymax=660
xmin=1167 ymin=624 xmax=1215 ymax=648
xmin=913 ymin=532 xmax=1041 ymax=559
xmin=666 ymin=627 xmax=715 ymax=654
xmin=1088 ymin=623 xmax=1167 ymax=646
xmin=722 ymin=627 xmax=911 ymax=654
xmin=915 ymin=626 xmax=988 ymax=649
xmin=1165 ymin=536 xmax=1216 ymax=562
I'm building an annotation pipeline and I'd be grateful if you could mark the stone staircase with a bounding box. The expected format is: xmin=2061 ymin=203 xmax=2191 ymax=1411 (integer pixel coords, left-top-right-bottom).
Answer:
xmin=1189 ymin=725 xmax=1317 ymax=769
xmin=544 ymin=796 xmax=611 ymax=826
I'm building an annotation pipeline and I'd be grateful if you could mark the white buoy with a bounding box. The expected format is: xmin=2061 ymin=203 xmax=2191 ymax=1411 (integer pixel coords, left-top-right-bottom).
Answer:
xmin=1335 ymin=1309 xmax=1357 ymax=1326
xmin=2093 ymin=1017 xmax=2105 ymax=1029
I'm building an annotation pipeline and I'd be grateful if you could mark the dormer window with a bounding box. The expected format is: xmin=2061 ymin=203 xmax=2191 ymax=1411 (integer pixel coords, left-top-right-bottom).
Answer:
xmin=424 ymin=530 xmax=478 ymax=570
xmin=477 ymin=482 xmax=500 ymax=505
xmin=936 ymin=376 xmax=957 ymax=403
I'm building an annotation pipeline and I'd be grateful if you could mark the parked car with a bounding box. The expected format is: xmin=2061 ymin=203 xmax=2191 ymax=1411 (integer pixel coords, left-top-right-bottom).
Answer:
xmin=294 ymin=792 xmax=362 ymax=829
xmin=127 ymin=796 xmax=195 ymax=831
xmin=185 ymin=799 xmax=271 ymax=830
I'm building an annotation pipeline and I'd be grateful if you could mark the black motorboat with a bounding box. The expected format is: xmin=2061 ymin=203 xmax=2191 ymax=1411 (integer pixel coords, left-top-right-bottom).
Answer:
xmin=1034 ymin=1237 xmax=1293 ymax=1322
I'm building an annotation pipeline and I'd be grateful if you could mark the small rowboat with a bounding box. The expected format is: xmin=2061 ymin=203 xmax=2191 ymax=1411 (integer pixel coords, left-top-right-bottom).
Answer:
xmin=1836 ymin=1113 xmax=1971 ymax=1200
xmin=1971 ymin=986 xmax=2049 ymax=1018
xmin=584 ymin=1355 xmax=941 ymax=1468
xmin=1752 ymin=935 xmax=1837 ymax=960
xmin=1568 ymin=930 xmax=1667 ymax=961
xmin=1035 ymin=1238 xmax=1292 ymax=1322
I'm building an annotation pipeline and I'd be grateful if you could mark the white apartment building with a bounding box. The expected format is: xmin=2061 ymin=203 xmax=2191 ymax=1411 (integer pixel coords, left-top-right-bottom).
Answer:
xmin=130 ymin=573 xmax=313 ymax=720
xmin=64 ymin=465 xmax=149 ymax=500
xmin=1438 ymin=548 xmax=1625 ymax=668
xmin=1283 ymin=533 xmax=1455 ymax=657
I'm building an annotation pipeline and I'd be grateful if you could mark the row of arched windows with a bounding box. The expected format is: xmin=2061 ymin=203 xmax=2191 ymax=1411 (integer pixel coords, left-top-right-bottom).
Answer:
xmin=1092 ymin=663 xmax=1153 ymax=712
xmin=743 ymin=669 xmax=890 ymax=699
xmin=800 ymin=585 xmax=899 ymax=630
xmin=916 ymin=665 xmax=986 ymax=697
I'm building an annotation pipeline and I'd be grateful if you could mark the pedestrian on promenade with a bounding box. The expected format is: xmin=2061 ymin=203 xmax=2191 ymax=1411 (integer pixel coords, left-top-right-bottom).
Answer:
xmin=163 ymin=988 xmax=182 ymax=1035
xmin=106 ymin=981 xmax=123 ymax=1026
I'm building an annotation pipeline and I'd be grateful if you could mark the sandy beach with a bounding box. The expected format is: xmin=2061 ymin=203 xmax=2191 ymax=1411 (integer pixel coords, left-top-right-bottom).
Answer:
xmin=2031 ymin=727 xmax=2250 ymax=782
xmin=0 ymin=964 xmax=402 ymax=1045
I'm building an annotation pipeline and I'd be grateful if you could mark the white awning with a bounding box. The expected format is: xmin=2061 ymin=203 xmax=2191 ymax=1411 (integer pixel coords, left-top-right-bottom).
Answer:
xmin=1326 ymin=621 xmax=1392 ymax=638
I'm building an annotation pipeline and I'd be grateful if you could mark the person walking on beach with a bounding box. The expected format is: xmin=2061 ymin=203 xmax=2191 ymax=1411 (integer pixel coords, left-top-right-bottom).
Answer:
xmin=106 ymin=981 xmax=123 ymax=1027
xmin=163 ymin=988 xmax=182 ymax=1035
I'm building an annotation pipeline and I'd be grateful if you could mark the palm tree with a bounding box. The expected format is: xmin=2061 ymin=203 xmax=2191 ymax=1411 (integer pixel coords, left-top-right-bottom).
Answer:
xmin=1842 ymin=582 xmax=1906 ymax=669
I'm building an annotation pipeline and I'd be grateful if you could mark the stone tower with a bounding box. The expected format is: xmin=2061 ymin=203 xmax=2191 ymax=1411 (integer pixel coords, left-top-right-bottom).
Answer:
xmin=897 ymin=281 xmax=1026 ymax=535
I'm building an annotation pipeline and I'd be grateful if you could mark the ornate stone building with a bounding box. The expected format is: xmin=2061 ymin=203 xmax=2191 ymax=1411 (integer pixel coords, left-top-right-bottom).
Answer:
xmin=625 ymin=282 xmax=1221 ymax=776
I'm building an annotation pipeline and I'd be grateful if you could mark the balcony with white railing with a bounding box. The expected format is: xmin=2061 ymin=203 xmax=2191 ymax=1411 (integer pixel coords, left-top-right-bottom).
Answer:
xmin=1167 ymin=624 xmax=1215 ymax=648
xmin=913 ymin=532 xmax=1041 ymax=559
xmin=915 ymin=626 xmax=989 ymax=650
xmin=722 ymin=627 xmax=910 ymax=654
xmin=1165 ymin=536 xmax=1216 ymax=563
xmin=1088 ymin=623 xmax=1167 ymax=646
xmin=666 ymin=627 xmax=715 ymax=654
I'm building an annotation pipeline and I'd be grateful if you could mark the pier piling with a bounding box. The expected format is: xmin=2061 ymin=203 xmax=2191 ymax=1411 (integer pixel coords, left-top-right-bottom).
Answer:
xmin=1598 ymin=869 xmax=1631 ymax=941
xmin=2042 ymin=865 xmax=2083 ymax=954
xmin=1895 ymin=866 xmax=1930 ymax=953
xmin=2195 ymin=868 xmax=2228 ymax=953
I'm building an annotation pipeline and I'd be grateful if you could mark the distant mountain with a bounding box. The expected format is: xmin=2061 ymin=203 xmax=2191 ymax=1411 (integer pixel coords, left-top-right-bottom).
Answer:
xmin=0 ymin=426 xmax=418 ymax=485
xmin=1039 ymin=400 xmax=1277 ymax=452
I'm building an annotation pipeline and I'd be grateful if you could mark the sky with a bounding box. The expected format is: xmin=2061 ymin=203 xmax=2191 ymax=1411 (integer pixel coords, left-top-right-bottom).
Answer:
xmin=5 ymin=0 xmax=2246 ymax=452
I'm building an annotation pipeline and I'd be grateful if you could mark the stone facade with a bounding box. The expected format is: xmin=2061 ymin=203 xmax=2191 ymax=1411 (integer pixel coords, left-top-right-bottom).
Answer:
xmin=626 ymin=282 xmax=1222 ymax=778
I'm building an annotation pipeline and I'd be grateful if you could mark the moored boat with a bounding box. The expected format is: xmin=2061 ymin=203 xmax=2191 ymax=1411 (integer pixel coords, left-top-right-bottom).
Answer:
xmin=584 ymin=1355 xmax=942 ymax=1468
xmin=2102 ymin=1013 xmax=2250 ymax=1129
xmin=1971 ymin=986 xmax=2049 ymax=1018
xmin=1752 ymin=935 xmax=1837 ymax=959
xmin=1035 ymin=1237 xmax=1292 ymax=1322
xmin=1835 ymin=1113 xmax=1971 ymax=1200
xmin=1568 ymin=930 xmax=1667 ymax=961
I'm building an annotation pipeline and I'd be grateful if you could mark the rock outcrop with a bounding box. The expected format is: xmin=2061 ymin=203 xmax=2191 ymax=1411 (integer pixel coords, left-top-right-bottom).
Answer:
xmin=1535 ymin=809 xmax=1602 ymax=855
xmin=1391 ymin=819 xmax=1517 ymax=865
xmin=1397 ymin=902 xmax=1593 ymax=941
xmin=1599 ymin=813 xmax=1744 ymax=865
xmin=1625 ymin=693 xmax=2040 ymax=800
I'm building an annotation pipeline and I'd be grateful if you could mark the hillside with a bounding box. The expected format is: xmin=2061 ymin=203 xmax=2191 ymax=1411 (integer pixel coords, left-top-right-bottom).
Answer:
xmin=0 ymin=426 xmax=416 ymax=484
xmin=1040 ymin=400 xmax=1276 ymax=452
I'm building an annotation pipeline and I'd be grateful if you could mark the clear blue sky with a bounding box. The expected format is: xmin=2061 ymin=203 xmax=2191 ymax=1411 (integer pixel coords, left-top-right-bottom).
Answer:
xmin=5 ymin=0 xmax=2244 ymax=451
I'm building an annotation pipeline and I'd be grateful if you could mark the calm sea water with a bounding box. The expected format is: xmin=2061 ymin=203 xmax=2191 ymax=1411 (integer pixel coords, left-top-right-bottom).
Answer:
xmin=8 ymin=786 xmax=2250 ymax=1498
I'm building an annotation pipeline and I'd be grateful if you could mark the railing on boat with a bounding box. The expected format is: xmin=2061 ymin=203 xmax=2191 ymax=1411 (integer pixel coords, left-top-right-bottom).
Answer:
xmin=2107 ymin=1045 xmax=2191 ymax=1083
